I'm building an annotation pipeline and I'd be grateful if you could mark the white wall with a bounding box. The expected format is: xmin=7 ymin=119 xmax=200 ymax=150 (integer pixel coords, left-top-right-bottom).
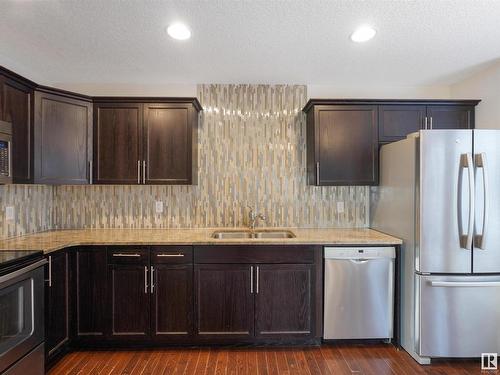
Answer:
xmin=450 ymin=60 xmax=500 ymax=129
xmin=307 ymin=85 xmax=451 ymax=100
xmin=52 ymin=83 xmax=198 ymax=97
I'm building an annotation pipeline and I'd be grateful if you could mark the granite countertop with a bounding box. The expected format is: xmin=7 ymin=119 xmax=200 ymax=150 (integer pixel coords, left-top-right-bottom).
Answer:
xmin=0 ymin=228 xmax=402 ymax=254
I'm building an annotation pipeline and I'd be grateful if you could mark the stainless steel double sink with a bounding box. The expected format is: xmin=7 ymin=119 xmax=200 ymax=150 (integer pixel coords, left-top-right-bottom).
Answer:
xmin=212 ymin=229 xmax=296 ymax=239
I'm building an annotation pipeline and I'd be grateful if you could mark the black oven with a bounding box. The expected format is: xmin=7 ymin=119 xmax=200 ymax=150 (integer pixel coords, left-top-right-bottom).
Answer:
xmin=0 ymin=254 xmax=46 ymax=374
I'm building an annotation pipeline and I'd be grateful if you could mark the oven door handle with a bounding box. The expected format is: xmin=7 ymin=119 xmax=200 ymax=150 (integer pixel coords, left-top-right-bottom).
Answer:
xmin=0 ymin=259 xmax=48 ymax=284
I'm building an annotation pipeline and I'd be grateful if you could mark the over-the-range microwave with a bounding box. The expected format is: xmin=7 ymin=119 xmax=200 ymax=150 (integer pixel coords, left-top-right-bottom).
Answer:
xmin=0 ymin=120 xmax=12 ymax=184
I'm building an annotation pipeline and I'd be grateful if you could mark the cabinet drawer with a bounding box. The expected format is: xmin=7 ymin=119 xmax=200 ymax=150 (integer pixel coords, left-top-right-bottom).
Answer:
xmin=152 ymin=246 xmax=193 ymax=264
xmin=107 ymin=247 xmax=149 ymax=264
xmin=194 ymin=246 xmax=316 ymax=264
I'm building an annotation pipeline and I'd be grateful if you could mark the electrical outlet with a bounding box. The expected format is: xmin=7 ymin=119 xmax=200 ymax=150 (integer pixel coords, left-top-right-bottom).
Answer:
xmin=155 ymin=201 xmax=164 ymax=214
xmin=336 ymin=201 xmax=345 ymax=214
xmin=5 ymin=206 xmax=14 ymax=221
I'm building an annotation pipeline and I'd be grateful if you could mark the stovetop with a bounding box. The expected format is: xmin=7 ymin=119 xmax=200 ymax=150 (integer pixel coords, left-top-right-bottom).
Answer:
xmin=0 ymin=250 xmax=44 ymax=275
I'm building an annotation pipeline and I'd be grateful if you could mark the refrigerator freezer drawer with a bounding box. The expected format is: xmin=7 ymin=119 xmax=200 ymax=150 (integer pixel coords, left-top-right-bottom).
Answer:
xmin=417 ymin=274 xmax=500 ymax=358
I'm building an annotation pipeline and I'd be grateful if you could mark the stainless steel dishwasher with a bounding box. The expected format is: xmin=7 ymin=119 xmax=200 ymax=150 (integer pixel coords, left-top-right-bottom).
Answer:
xmin=323 ymin=246 xmax=395 ymax=340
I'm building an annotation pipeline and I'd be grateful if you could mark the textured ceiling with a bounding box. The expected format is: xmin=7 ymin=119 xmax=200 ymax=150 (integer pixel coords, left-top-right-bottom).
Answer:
xmin=0 ymin=0 xmax=499 ymax=87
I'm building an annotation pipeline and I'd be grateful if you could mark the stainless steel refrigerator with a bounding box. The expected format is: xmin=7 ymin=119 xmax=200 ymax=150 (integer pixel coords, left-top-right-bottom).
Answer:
xmin=371 ymin=129 xmax=500 ymax=364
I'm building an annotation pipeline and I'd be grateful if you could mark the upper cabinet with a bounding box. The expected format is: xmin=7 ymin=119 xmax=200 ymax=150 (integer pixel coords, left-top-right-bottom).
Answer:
xmin=379 ymin=102 xmax=478 ymax=142
xmin=34 ymin=89 xmax=93 ymax=184
xmin=304 ymin=99 xmax=480 ymax=186
xmin=305 ymin=103 xmax=379 ymax=186
xmin=93 ymin=98 xmax=201 ymax=185
xmin=0 ymin=71 xmax=34 ymax=183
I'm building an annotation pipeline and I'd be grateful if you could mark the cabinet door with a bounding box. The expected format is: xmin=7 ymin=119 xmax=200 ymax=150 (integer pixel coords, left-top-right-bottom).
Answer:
xmin=426 ymin=105 xmax=474 ymax=130
xmin=46 ymin=251 xmax=69 ymax=358
xmin=151 ymin=264 xmax=193 ymax=341
xmin=195 ymin=264 xmax=254 ymax=339
xmin=73 ymin=248 xmax=107 ymax=340
xmin=93 ymin=103 xmax=142 ymax=184
xmin=143 ymin=103 xmax=196 ymax=184
xmin=255 ymin=264 xmax=313 ymax=338
xmin=108 ymin=264 xmax=150 ymax=339
xmin=34 ymin=91 xmax=92 ymax=184
xmin=378 ymin=105 xmax=425 ymax=142
xmin=315 ymin=105 xmax=378 ymax=185
xmin=2 ymin=78 xmax=33 ymax=183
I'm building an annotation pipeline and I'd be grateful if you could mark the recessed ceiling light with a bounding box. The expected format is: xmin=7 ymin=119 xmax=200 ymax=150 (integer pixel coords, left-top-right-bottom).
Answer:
xmin=350 ymin=26 xmax=376 ymax=43
xmin=167 ymin=22 xmax=191 ymax=40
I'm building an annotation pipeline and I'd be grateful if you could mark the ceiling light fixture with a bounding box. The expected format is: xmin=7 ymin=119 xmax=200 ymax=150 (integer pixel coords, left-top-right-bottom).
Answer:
xmin=350 ymin=25 xmax=376 ymax=43
xmin=167 ymin=22 xmax=191 ymax=40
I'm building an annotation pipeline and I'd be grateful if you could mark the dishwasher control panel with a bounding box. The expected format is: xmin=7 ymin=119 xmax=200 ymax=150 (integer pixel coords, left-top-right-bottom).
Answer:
xmin=324 ymin=246 xmax=395 ymax=259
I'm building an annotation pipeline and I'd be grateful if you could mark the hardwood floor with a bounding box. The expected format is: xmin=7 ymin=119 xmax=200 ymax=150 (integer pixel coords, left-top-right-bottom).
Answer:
xmin=48 ymin=344 xmax=485 ymax=374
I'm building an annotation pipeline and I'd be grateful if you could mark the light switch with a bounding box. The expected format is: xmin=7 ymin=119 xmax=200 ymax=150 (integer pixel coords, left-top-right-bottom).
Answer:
xmin=337 ymin=201 xmax=345 ymax=213
xmin=5 ymin=206 xmax=14 ymax=221
xmin=155 ymin=201 xmax=164 ymax=214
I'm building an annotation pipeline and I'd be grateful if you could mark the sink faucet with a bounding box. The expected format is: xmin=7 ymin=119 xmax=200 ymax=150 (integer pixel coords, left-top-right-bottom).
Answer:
xmin=247 ymin=206 xmax=266 ymax=230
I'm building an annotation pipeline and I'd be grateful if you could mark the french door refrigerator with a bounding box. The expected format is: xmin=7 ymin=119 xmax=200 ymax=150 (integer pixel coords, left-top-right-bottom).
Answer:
xmin=371 ymin=129 xmax=500 ymax=364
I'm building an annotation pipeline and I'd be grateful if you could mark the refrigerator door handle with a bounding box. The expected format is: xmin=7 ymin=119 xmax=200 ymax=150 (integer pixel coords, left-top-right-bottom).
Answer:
xmin=474 ymin=152 xmax=488 ymax=249
xmin=459 ymin=153 xmax=475 ymax=250
xmin=430 ymin=281 xmax=500 ymax=288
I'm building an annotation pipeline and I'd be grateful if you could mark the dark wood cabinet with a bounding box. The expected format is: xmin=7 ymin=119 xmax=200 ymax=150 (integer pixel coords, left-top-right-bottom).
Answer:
xmin=93 ymin=103 xmax=143 ymax=184
xmin=255 ymin=264 xmax=313 ymax=338
xmin=93 ymin=99 xmax=200 ymax=185
xmin=379 ymin=105 xmax=426 ymax=142
xmin=72 ymin=248 xmax=107 ymax=340
xmin=46 ymin=250 xmax=69 ymax=360
xmin=305 ymin=104 xmax=378 ymax=185
xmin=34 ymin=90 xmax=92 ymax=184
xmin=426 ymin=105 xmax=474 ymax=130
xmin=1 ymin=77 xmax=33 ymax=183
xmin=195 ymin=264 xmax=254 ymax=339
xmin=152 ymin=264 xmax=193 ymax=340
xmin=108 ymin=262 xmax=150 ymax=339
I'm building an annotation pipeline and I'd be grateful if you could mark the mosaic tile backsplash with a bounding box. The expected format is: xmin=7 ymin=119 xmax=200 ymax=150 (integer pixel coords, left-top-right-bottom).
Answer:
xmin=0 ymin=85 xmax=369 ymax=238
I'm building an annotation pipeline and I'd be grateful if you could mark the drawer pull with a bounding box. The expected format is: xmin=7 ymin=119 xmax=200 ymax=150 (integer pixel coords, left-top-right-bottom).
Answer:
xmin=112 ymin=253 xmax=141 ymax=257
xmin=157 ymin=253 xmax=185 ymax=257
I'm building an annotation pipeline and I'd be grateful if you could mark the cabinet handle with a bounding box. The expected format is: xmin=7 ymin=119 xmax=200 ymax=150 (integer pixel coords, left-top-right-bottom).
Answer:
xmin=89 ymin=160 xmax=93 ymax=184
xmin=316 ymin=162 xmax=320 ymax=185
xmin=424 ymin=116 xmax=427 ymax=129
xmin=144 ymin=266 xmax=148 ymax=294
xmin=156 ymin=253 xmax=185 ymax=257
xmin=250 ymin=266 xmax=254 ymax=294
xmin=143 ymin=161 xmax=146 ymax=184
xmin=112 ymin=253 xmax=141 ymax=257
xmin=137 ymin=160 xmax=141 ymax=184
xmin=256 ymin=266 xmax=259 ymax=294
xmin=150 ymin=266 xmax=155 ymax=294
xmin=45 ymin=255 xmax=52 ymax=287
xmin=429 ymin=116 xmax=433 ymax=129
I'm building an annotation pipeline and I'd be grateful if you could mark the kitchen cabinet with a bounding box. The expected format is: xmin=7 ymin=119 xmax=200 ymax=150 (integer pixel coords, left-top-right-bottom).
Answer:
xmin=93 ymin=99 xmax=201 ymax=185
xmin=107 ymin=248 xmax=150 ymax=340
xmin=195 ymin=264 xmax=254 ymax=339
xmin=378 ymin=105 xmax=426 ymax=143
xmin=1 ymin=76 xmax=33 ymax=183
xmin=45 ymin=250 xmax=69 ymax=360
xmin=305 ymin=104 xmax=378 ymax=185
xmin=193 ymin=245 xmax=320 ymax=342
xmin=34 ymin=90 xmax=92 ymax=184
xmin=151 ymin=246 xmax=194 ymax=341
xmin=255 ymin=264 xmax=313 ymax=338
xmin=72 ymin=248 xmax=107 ymax=341
xmin=426 ymin=105 xmax=474 ymax=130
xmin=93 ymin=103 xmax=143 ymax=184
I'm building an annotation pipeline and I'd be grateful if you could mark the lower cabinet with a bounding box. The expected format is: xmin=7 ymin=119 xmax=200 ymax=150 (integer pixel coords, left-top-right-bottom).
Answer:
xmin=195 ymin=264 xmax=254 ymax=339
xmin=54 ymin=245 xmax=320 ymax=352
xmin=255 ymin=264 xmax=313 ymax=338
xmin=45 ymin=250 xmax=69 ymax=361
